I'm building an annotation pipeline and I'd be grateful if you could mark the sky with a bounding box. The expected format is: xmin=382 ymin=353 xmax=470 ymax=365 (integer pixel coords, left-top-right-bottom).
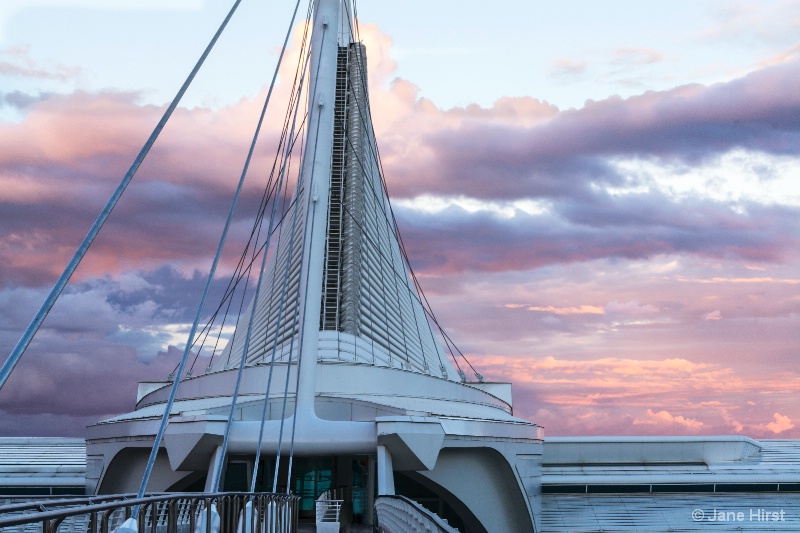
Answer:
xmin=1 ymin=0 xmax=799 ymax=438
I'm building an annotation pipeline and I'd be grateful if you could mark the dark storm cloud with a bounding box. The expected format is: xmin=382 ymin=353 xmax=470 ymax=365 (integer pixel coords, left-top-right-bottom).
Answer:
xmin=4 ymin=60 xmax=799 ymax=287
xmin=0 ymin=264 xmax=243 ymax=433
xmin=0 ymin=267 xmax=223 ymax=352
xmin=105 ymin=265 xmax=242 ymax=323
xmin=385 ymin=59 xmax=800 ymax=200
xmin=0 ymin=90 xmax=292 ymax=288
xmin=395 ymin=196 xmax=798 ymax=274
xmin=2 ymin=34 xmax=799 ymax=438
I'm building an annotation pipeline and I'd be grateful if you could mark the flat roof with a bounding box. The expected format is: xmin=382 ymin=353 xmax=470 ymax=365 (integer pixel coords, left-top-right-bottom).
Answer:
xmin=542 ymin=438 xmax=800 ymax=487
xmin=0 ymin=438 xmax=85 ymax=487
xmin=540 ymin=492 xmax=800 ymax=532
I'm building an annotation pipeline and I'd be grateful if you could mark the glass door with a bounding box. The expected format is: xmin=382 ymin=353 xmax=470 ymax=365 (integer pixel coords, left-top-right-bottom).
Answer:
xmin=294 ymin=457 xmax=334 ymax=513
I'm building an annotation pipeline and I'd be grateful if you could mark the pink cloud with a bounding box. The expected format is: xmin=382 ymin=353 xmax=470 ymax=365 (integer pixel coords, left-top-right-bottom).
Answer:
xmin=759 ymin=43 xmax=800 ymax=67
xmin=1 ymin=24 xmax=799 ymax=440
xmin=526 ymin=305 xmax=604 ymax=315
xmin=0 ymin=45 xmax=81 ymax=81
xmin=467 ymin=349 xmax=800 ymax=438
xmin=721 ymin=409 xmax=745 ymax=433
xmin=633 ymin=409 xmax=704 ymax=430
xmin=604 ymin=300 xmax=658 ymax=317
xmin=765 ymin=412 xmax=795 ymax=434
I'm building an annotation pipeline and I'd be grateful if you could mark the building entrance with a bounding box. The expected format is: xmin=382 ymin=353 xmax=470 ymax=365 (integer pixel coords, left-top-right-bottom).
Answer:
xmin=223 ymin=455 xmax=374 ymax=525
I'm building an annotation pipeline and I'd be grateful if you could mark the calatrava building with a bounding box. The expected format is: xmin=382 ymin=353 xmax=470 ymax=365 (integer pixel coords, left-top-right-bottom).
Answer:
xmin=1 ymin=1 xmax=799 ymax=532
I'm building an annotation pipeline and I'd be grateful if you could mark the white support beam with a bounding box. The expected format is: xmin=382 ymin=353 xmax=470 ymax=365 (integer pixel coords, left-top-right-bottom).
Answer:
xmin=377 ymin=445 xmax=395 ymax=495
xmin=295 ymin=0 xmax=341 ymax=417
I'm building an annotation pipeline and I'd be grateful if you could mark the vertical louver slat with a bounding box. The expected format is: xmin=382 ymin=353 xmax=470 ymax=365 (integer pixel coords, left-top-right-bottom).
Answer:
xmin=340 ymin=43 xmax=365 ymax=336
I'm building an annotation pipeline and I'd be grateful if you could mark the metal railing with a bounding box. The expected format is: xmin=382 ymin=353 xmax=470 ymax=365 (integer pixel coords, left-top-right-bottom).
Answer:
xmin=314 ymin=489 xmax=342 ymax=533
xmin=314 ymin=500 xmax=341 ymax=533
xmin=0 ymin=494 xmax=136 ymax=516
xmin=0 ymin=494 xmax=141 ymax=533
xmin=374 ymin=495 xmax=459 ymax=533
xmin=0 ymin=492 xmax=299 ymax=533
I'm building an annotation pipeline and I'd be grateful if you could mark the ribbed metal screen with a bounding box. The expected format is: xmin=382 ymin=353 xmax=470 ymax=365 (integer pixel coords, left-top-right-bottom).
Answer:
xmin=212 ymin=197 xmax=305 ymax=370
xmin=541 ymin=493 xmax=800 ymax=532
xmin=214 ymin=42 xmax=457 ymax=381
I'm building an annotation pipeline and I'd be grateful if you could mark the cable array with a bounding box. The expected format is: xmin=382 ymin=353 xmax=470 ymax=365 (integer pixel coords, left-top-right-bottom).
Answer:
xmin=0 ymin=0 xmax=488 ymax=505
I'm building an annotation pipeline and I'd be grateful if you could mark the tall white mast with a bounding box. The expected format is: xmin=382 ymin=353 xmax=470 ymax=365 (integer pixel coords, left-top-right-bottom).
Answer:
xmin=294 ymin=0 xmax=341 ymax=418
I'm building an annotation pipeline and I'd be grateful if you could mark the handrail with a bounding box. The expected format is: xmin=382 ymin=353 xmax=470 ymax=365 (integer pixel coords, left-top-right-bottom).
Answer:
xmin=315 ymin=499 xmax=342 ymax=522
xmin=0 ymin=492 xmax=299 ymax=533
xmin=0 ymin=492 xmax=195 ymax=527
xmin=0 ymin=493 xmax=140 ymax=515
xmin=375 ymin=495 xmax=459 ymax=533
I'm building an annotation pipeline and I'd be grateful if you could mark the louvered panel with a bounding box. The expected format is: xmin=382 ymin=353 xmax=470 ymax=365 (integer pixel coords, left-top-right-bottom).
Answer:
xmin=211 ymin=188 xmax=306 ymax=370
xmin=355 ymin=228 xmax=436 ymax=371
xmin=360 ymin=312 xmax=418 ymax=369
xmin=249 ymin=270 xmax=301 ymax=345
xmin=748 ymin=440 xmax=800 ymax=464
xmin=357 ymin=223 xmax=449 ymax=374
xmin=248 ymin=270 xmax=300 ymax=344
xmin=358 ymin=287 xmax=421 ymax=367
xmin=540 ymin=493 xmax=800 ymax=532
xmin=0 ymin=439 xmax=86 ymax=472
xmin=213 ymin=42 xmax=459 ymax=381
xmin=243 ymin=199 xmax=305 ymax=364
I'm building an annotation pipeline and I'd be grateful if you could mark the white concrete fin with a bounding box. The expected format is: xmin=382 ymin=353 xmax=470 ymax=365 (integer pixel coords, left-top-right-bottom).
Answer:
xmin=163 ymin=418 xmax=225 ymax=471
xmin=377 ymin=418 xmax=445 ymax=471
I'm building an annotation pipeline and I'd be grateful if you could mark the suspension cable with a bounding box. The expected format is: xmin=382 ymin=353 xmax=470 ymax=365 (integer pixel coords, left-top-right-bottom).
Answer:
xmin=136 ymin=0 xmax=303 ymax=501
xmin=185 ymin=0 xmax=307 ymax=377
xmin=0 ymin=0 xmax=245 ymax=393
xmin=283 ymin=118 xmax=308 ymax=496
xmin=179 ymin=54 xmax=312 ymax=376
xmin=212 ymin=0 xmax=325 ymax=493
xmin=250 ymin=38 xmax=312 ymax=493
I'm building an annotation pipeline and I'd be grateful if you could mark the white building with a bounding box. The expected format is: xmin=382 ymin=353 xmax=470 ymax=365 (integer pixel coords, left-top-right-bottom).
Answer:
xmin=0 ymin=438 xmax=85 ymax=500
xmin=86 ymin=2 xmax=543 ymax=531
xmin=5 ymin=1 xmax=798 ymax=532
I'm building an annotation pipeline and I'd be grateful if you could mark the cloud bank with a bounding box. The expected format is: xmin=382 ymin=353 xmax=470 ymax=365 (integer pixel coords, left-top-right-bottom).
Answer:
xmin=0 ymin=24 xmax=798 ymax=438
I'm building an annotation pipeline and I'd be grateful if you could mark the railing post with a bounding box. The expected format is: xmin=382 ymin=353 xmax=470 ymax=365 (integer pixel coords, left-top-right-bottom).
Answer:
xmin=294 ymin=497 xmax=299 ymax=533
xmin=138 ymin=502 xmax=146 ymax=533
xmin=52 ymin=516 xmax=67 ymax=533
xmin=189 ymin=499 xmax=198 ymax=533
xmin=167 ymin=498 xmax=177 ymax=533
xmin=252 ymin=496 xmax=260 ymax=533
xmin=101 ymin=509 xmax=112 ymax=533
xmin=205 ymin=498 xmax=212 ymax=533
xmin=223 ymin=495 xmax=232 ymax=533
